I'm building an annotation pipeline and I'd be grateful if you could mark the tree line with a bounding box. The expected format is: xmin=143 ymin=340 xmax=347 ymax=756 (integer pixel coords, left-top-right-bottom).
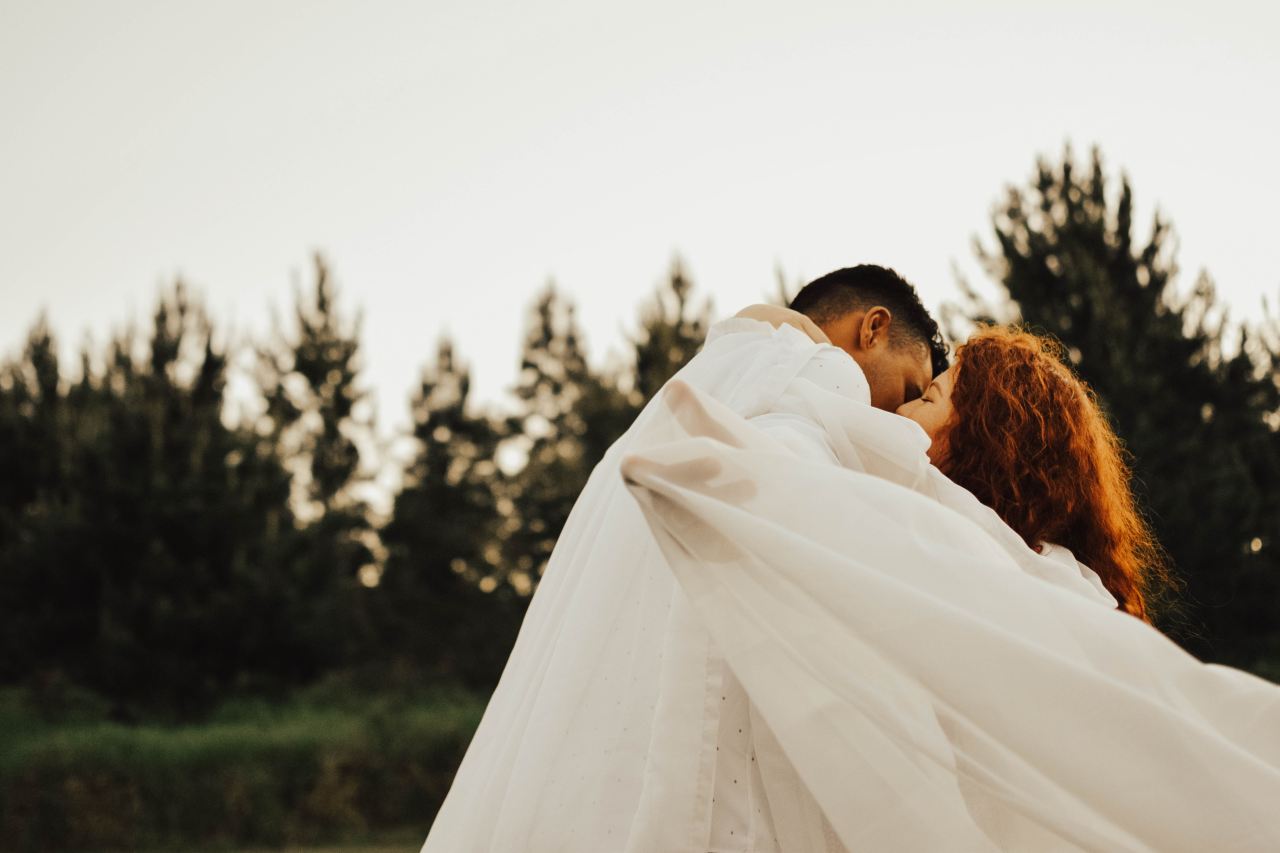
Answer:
xmin=1 ymin=147 xmax=1276 ymax=719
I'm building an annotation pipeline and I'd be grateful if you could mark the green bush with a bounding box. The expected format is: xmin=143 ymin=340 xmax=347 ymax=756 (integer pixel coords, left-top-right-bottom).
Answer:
xmin=0 ymin=684 xmax=484 ymax=851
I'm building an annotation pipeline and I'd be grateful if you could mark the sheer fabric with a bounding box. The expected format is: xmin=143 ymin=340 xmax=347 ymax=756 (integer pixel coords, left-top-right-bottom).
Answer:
xmin=424 ymin=319 xmax=855 ymax=853
xmin=621 ymin=378 xmax=1280 ymax=852
xmin=423 ymin=318 xmax=1170 ymax=852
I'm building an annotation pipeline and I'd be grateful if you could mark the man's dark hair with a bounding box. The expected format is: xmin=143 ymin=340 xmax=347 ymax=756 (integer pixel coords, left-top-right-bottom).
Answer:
xmin=789 ymin=265 xmax=949 ymax=376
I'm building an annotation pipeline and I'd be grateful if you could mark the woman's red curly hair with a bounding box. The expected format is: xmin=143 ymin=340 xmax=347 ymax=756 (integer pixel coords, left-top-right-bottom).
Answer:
xmin=936 ymin=326 xmax=1175 ymax=623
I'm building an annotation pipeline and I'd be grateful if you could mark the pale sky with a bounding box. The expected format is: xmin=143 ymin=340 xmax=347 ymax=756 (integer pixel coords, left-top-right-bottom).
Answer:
xmin=3 ymin=0 xmax=1278 ymax=448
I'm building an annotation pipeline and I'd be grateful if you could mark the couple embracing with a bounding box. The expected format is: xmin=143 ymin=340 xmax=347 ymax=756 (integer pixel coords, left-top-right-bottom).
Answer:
xmin=425 ymin=266 xmax=1280 ymax=852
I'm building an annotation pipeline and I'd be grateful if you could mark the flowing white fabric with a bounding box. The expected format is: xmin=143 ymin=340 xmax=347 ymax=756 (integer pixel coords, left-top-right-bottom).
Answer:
xmin=620 ymin=378 xmax=1280 ymax=852
xmin=424 ymin=319 xmax=849 ymax=853
xmin=422 ymin=317 xmax=1131 ymax=853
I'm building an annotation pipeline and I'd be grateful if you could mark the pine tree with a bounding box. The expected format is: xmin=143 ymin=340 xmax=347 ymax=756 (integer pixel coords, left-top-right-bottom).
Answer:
xmin=0 ymin=284 xmax=304 ymax=715
xmin=258 ymin=254 xmax=374 ymax=520
xmin=376 ymin=339 xmax=516 ymax=686
xmin=256 ymin=254 xmax=379 ymax=672
xmin=0 ymin=316 xmax=84 ymax=687
xmin=500 ymin=286 xmax=632 ymax=590
xmin=629 ymin=259 xmax=711 ymax=404
xmin=963 ymin=146 xmax=1280 ymax=672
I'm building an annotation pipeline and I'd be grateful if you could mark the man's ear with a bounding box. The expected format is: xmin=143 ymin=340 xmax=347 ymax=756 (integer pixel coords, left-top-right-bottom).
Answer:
xmin=858 ymin=306 xmax=893 ymax=350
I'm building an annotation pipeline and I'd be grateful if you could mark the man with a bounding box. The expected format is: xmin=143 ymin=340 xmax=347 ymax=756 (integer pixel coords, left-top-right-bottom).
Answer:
xmin=734 ymin=265 xmax=946 ymax=466
xmin=422 ymin=265 xmax=946 ymax=853
xmin=753 ymin=264 xmax=947 ymax=410
xmin=706 ymin=267 xmax=945 ymax=852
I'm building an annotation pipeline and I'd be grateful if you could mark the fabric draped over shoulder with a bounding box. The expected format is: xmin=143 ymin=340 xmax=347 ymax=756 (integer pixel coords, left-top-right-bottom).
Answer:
xmin=423 ymin=318 xmax=863 ymax=853
xmin=621 ymin=379 xmax=1280 ymax=852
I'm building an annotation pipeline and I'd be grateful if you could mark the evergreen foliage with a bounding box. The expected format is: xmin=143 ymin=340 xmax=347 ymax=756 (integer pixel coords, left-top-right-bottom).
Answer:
xmin=255 ymin=254 xmax=380 ymax=679
xmin=959 ymin=146 xmax=1280 ymax=668
xmin=374 ymin=339 xmax=518 ymax=688
xmin=3 ymin=174 xmax=1277 ymax=723
xmin=629 ymin=259 xmax=711 ymax=403
xmin=498 ymin=284 xmax=632 ymax=589
xmin=0 ymin=285 xmax=300 ymax=716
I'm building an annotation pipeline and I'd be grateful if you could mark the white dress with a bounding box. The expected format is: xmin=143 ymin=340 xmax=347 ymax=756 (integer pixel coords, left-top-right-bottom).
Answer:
xmin=620 ymin=375 xmax=1280 ymax=852
xmin=421 ymin=317 xmax=1133 ymax=853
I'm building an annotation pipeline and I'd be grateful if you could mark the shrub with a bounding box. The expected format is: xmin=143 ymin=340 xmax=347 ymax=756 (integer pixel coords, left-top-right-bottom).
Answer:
xmin=0 ymin=685 xmax=483 ymax=851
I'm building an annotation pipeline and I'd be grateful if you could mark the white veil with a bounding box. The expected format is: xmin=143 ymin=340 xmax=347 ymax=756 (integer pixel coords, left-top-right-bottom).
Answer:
xmin=620 ymin=378 xmax=1280 ymax=852
xmin=422 ymin=318 xmax=1276 ymax=852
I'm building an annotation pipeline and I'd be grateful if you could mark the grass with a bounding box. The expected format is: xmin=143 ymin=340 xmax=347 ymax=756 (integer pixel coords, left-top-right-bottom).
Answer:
xmin=0 ymin=680 xmax=486 ymax=852
xmin=137 ymin=824 xmax=427 ymax=853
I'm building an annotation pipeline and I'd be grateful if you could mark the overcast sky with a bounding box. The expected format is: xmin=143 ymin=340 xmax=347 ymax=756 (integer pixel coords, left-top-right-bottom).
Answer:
xmin=3 ymin=0 xmax=1278 ymax=441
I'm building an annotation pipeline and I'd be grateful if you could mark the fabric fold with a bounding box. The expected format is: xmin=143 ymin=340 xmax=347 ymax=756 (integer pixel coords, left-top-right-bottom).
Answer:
xmin=423 ymin=318 xmax=849 ymax=853
xmin=621 ymin=379 xmax=1280 ymax=853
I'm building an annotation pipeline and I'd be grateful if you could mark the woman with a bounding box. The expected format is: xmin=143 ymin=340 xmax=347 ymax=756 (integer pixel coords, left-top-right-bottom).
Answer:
xmin=895 ymin=325 xmax=1178 ymax=624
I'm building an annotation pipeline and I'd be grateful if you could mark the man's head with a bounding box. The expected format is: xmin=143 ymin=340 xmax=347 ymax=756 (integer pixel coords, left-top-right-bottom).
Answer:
xmin=789 ymin=265 xmax=948 ymax=411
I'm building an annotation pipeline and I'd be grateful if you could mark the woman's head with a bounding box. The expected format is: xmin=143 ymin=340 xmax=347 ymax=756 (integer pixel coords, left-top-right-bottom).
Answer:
xmin=896 ymin=326 xmax=1173 ymax=623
